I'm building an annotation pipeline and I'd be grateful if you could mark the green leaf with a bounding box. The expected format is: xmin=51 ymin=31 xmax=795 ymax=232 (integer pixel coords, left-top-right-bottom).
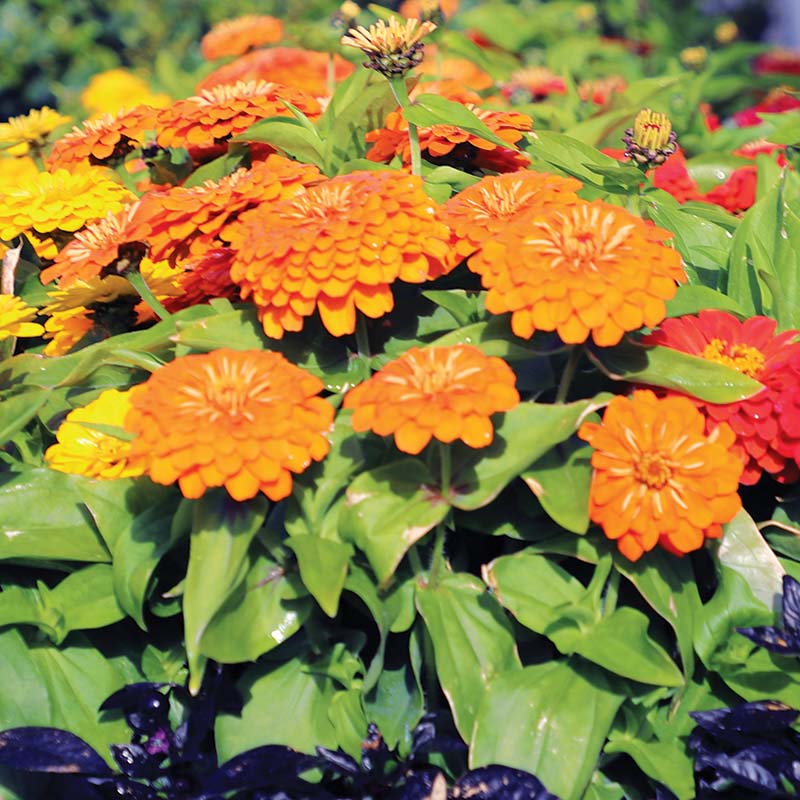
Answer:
xmin=522 ymin=440 xmax=592 ymax=534
xmin=450 ymin=396 xmax=611 ymax=511
xmin=286 ymin=536 xmax=353 ymax=617
xmin=231 ymin=117 xmax=326 ymax=170
xmin=216 ymin=655 xmax=340 ymax=761
xmin=183 ymin=492 xmax=269 ymax=692
xmin=470 ymin=660 xmax=625 ymax=800
xmin=199 ymin=551 xmax=310 ymax=663
xmin=605 ymin=735 xmax=694 ymax=800
xmin=0 ymin=389 xmax=48 ymax=446
xmin=665 ymin=284 xmax=745 ymax=318
xmin=416 ymin=572 xmax=520 ymax=740
xmin=0 ymin=469 xmax=109 ymax=563
xmin=431 ymin=317 xmax=538 ymax=361
xmin=588 ymin=340 xmax=763 ymax=403
xmin=339 ymin=459 xmax=449 ymax=586
xmin=403 ymin=94 xmax=511 ymax=149
xmin=47 ymin=564 xmax=125 ymax=639
xmin=685 ymin=152 xmax=751 ymax=193
xmin=717 ymin=508 xmax=784 ymax=611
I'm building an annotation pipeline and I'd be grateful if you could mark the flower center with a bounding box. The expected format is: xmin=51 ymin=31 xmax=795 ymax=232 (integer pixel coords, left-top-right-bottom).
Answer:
xmin=633 ymin=109 xmax=673 ymax=150
xmin=389 ymin=349 xmax=481 ymax=398
xmin=288 ymin=184 xmax=354 ymax=220
xmin=700 ymin=338 xmax=765 ymax=379
xmin=464 ymin=179 xmax=536 ymax=219
xmin=633 ymin=451 xmax=672 ymax=489
xmin=181 ymin=360 xmax=273 ymax=423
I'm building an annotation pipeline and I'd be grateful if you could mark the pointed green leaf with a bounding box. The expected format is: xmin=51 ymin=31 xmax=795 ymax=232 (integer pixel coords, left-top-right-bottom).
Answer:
xmin=286 ymin=536 xmax=353 ymax=617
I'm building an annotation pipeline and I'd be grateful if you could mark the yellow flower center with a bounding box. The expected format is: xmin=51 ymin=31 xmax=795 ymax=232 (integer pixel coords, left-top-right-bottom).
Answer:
xmin=464 ymin=179 xmax=537 ymax=219
xmin=701 ymin=338 xmax=765 ymax=379
xmin=388 ymin=348 xmax=481 ymax=398
xmin=633 ymin=109 xmax=673 ymax=150
xmin=288 ymin=184 xmax=354 ymax=220
xmin=341 ymin=17 xmax=437 ymax=56
xmin=633 ymin=451 xmax=672 ymax=489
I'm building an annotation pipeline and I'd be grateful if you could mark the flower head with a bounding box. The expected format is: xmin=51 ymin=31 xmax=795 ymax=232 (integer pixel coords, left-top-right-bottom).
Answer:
xmin=0 ymin=107 xmax=71 ymax=156
xmin=578 ymin=389 xmax=743 ymax=561
xmin=43 ymin=308 xmax=94 ymax=355
xmin=341 ymin=17 xmax=437 ymax=78
xmin=501 ymin=67 xmax=567 ymax=103
xmin=344 ymin=344 xmax=519 ymax=454
xmin=578 ymin=75 xmax=627 ymax=106
xmin=201 ymin=15 xmax=284 ymax=60
xmin=642 ymin=311 xmax=800 ymax=485
xmin=156 ymin=81 xmax=321 ymax=151
xmin=80 ymin=70 xmax=170 ymax=117
xmin=125 ymin=349 xmax=334 ymax=501
xmin=0 ymin=295 xmax=44 ymax=340
xmin=229 ymin=170 xmax=450 ymax=338
xmin=469 ymin=200 xmax=685 ymax=346
xmin=45 ymin=389 xmax=142 ymax=480
xmin=624 ymin=108 xmax=677 ymax=168
xmin=0 ymin=168 xmax=134 ymax=241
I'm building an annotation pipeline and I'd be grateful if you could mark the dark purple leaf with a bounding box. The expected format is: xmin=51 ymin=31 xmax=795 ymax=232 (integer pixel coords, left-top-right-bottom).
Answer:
xmin=99 ymin=683 xmax=170 ymax=713
xmin=110 ymin=743 xmax=163 ymax=780
xmin=736 ymin=626 xmax=800 ymax=655
xmin=395 ymin=769 xmax=440 ymax=800
xmin=691 ymin=701 xmax=799 ymax=735
xmin=203 ymin=745 xmax=319 ymax=794
xmin=316 ymin=746 xmax=360 ymax=775
xmin=696 ymin=753 xmax=779 ymax=793
xmin=453 ymin=766 xmax=559 ymax=800
xmin=782 ymin=576 xmax=800 ymax=636
xmin=410 ymin=715 xmax=466 ymax=760
xmin=100 ymin=683 xmax=172 ymax=737
xmin=655 ymin=786 xmax=679 ymax=800
xmin=361 ymin=723 xmax=391 ymax=774
xmin=88 ymin=776 xmax=160 ymax=799
xmin=183 ymin=662 xmax=242 ymax=761
xmin=0 ymin=728 xmax=112 ymax=776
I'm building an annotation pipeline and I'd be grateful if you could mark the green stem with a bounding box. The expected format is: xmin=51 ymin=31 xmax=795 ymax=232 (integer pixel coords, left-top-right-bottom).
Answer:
xmin=326 ymin=52 xmax=336 ymax=98
xmin=439 ymin=441 xmax=451 ymax=498
xmin=126 ymin=270 xmax=171 ymax=322
xmin=355 ymin=312 xmax=371 ymax=367
xmin=29 ymin=145 xmax=46 ymax=172
xmin=555 ymin=344 xmax=583 ymax=404
xmin=428 ymin=442 xmax=452 ymax=588
xmin=603 ymin=567 xmax=621 ymax=618
xmin=408 ymin=545 xmax=424 ymax=578
xmin=388 ymin=77 xmax=422 ymax=177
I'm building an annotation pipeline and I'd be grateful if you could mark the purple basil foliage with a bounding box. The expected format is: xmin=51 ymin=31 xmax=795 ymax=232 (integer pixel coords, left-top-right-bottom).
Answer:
xmin=689 ymin=700 xmax=800 ymax=798
xmin=738 ymin=575 xmax=800 ymax=656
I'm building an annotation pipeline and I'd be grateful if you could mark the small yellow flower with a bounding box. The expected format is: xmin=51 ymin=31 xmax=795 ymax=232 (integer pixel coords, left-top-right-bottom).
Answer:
xmin=715 ymin=21 xmax=738 ymax=44
xmin=0 ymin=108 xmax=71 ymax=157
xmin=341 ymin=17 xmax=437 ymax=77
xmin=43 ymin=308 xmax=93 ymax=356
xmin=80 ymin=69 xmax=170 ymax=117
xmin=45 ymin=389 xmax=142 ymax=480
xmin=576 ymin=3 xmax=597 ymax=23
xmin=681 ymin=46 xmax=708 ymax=69
xmin=0 ymin=295 xmax=44 ymax=341
xmin=44 ymin=276 xmax=136 ymax=314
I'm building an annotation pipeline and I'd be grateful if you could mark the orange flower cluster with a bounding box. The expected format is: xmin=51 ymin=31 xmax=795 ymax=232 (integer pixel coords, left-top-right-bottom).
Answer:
xmin=196 ymin=48 xmax=354 ymax=98
xmin=468 ymin=200 xmax=686 ymax=345
xmin=47 ymin=106 xmax=158 ymax=171
xmin=365 ymin=106 xmax=532 ymax=172
xmin=155 ymin=81 xmax=321 ymax=152
xmin=137 ymin=155 xmax=323 ymax=264
xmin=200 ymin=15 xmax=284 ymax=60
xmin=125 ymin=349 xmax=333 ymax=501
xmin=229 ymin=170 xmax=450 ymax=338
xmin=344 ymin=344 xmax=519 ymax=454
xmin=578 ymin=390 xmax=743 ymax=561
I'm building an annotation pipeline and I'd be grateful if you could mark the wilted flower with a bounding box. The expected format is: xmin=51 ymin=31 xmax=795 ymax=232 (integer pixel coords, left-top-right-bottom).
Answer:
xmin=0 ymin=107 xmax=71 ymax=157
xmin=578 ymin=389 xmax=743 ymax=561
xmin=468 ymin=200 xmax=685 ymax=346
xmin=45 ymin=389 xmax=142 ymax=480
xmin=643 ymin=311 xmax=800 ymax=484
xmin=344 ymin=344 xmax=519 ymax=454
xmin=229 ymin=170 xmax=450 ymax=338
xmin=200 ymin=15 xmax=284 ymax=60
xmin=623 ymin=108 xmax=678 ymax=168
xmin=0 ymin=295 xmax=44 ymax=340
xmin=341 ymin=17 xmax=437 ymax=78
xmin=125 ymin=349 xmax=334 ymax=501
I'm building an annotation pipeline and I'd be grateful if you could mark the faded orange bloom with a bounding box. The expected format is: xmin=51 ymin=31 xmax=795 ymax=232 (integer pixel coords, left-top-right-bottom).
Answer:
xmin=229 ymin=170 xmax=451 ymax=338
xmin=155 ymin=81 xmax=321 ymax=151
xmin=469 ymin=200 xmax=686 ymax=346
xmin=201 ymin=15 xmax=284 ymax=60
xmin=344 ymin=344 xmax=519 ymax=454
xmin=125 ymin=349 xmax=334 ymax=502
xmin=196 ymin=48 xmax=354 ymax=98
xmin=399 ymin=0 xmax=459 ymax=19
xmin=417 ymin=46 xmax=494 ymax=91
xmin=366 ymin=105 xmax=532 ymax=172
xmin=47 ymin=106 xmax=158 ymax=171
xmin=40 ymin=202 xmax=152 ymax=286
xmin=137 ymin=154 xmax=322 ymax=265
xmin=501 ymin=67 xmax=567 ymax=102
xmin=441 ymin=170 xmax=582 ymax=265
xmin=578 ymin=390 xmax=743 ymax=561
xmin=413 ymin=79 xmax=482 ymax=105
xmin=578 ymin=75 xmax=627 ymax=106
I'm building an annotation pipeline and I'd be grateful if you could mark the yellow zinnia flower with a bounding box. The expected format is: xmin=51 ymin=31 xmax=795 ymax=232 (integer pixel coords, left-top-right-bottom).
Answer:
xmin=0 ymin=107 xmax=71 ymax=157
xmin=0 ymin=295 xmax=44 ymax=340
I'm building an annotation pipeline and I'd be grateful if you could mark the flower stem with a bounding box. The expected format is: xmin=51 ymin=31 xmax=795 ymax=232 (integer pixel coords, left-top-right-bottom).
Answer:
xmin=127 ymin=270 xmax=171 ymax=322
xmin=389 ymin=77 xmax=422 ymax=177
xmin=326 ymin=52 xmax=336 ymax=98
xmin=355 ymin=312 xmax=371 ymax=363
xmin=555 ymin=344 xmax=583 ymax=404
xmin=603 ymin=567 xmax=621 ymax=618
xmin=428 ymin=442 xmax=452 ymax=588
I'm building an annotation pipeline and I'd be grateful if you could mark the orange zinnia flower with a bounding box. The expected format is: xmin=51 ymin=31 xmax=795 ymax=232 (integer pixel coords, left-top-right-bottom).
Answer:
xmin=40 ymin=202 xmax=152 ymax=286
xmin=344 ymin=344 xmax=519 ymax=454
xmin=643 ymin=311 xmax=800 ymax=485
xmin=578 ymin=389 xmax=743 ymax=561
xmin=125 ymin=349 xmax=333 ymax=502
xmin=163 ymin=248 xmax=241 ymax=312
xmin=366 ymin=105 xmax=532 ymax=172
xmin=468 ymin=200 xmax=686 ymax=346
xmin=47 ymin=106 xmax=158 ymax=171
xmin=229 ymin=170 xmax=451 ymax=338
xmin=417 ymin=46 xmax=494 ymax=91
xmin=441 ymin=170 xmax=582 ymax=266
xmin=137 ymin=154 xmax=323 ymax=265
xmin=200 ymin=15 xmax=284 ymax=60
xmin=196 ymin=47 xmax=354 ymax=98
xmin=155 ymin=81 xmax=321 ymax=152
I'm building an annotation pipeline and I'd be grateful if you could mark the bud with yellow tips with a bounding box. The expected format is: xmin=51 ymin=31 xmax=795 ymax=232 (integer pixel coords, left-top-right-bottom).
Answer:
xmin=623 ymin=109 xmax=678 ymax=168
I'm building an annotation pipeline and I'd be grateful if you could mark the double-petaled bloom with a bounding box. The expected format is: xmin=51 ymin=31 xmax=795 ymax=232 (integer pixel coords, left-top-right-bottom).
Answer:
xmin=200 ymin=15 xmax=284 ymax=60
xmin=124 ymin=349 xmax=334 ymax=501
xmin=228 ymin=170 xmax=451 ymax=338
xmin=468 ymin=199 xmax=686 ymax=346
xmin=344 ymin=344 xmax=520 ymax=454
xmin=578 ymin=389 xmax=743 ymax=561
xmin=643 ymin=311 xmax=800 ymax=484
